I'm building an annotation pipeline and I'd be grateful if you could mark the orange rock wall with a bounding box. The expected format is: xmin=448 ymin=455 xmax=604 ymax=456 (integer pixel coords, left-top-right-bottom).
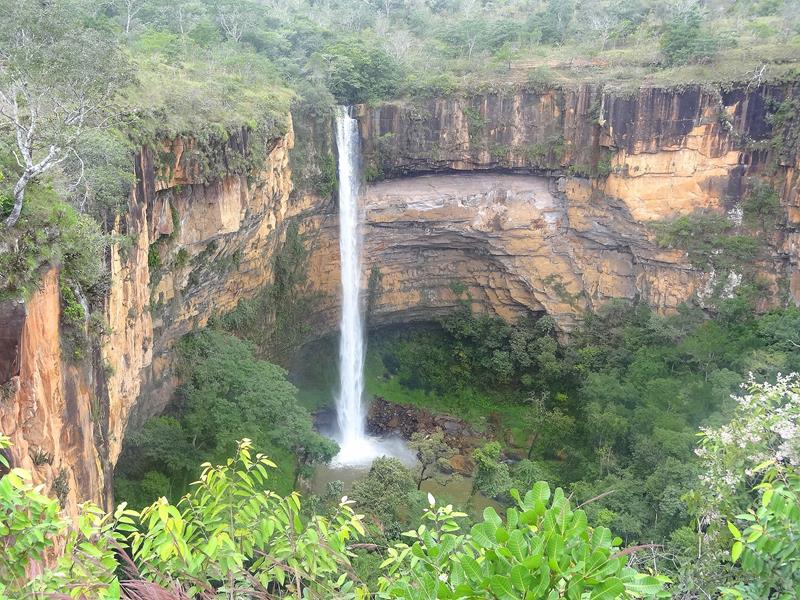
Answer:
xmin=1 ymin=82 xmax=798 ymax=510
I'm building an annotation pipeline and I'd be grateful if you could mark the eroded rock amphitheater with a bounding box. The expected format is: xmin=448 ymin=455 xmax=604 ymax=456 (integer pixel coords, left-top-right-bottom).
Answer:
xmin=1 ymin=82 xmax=798 ymax=510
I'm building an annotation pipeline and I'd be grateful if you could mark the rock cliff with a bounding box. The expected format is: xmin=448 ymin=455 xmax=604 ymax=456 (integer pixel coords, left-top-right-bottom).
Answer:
xmin=0 ymin=269 xmax=106 ymax=512
xmin=308 ymin=173 xmax=698 ymax=329
xmin=306 ymin=83 xmax=798 ymax=332
xmin=0 ymin=81 xmax=798 ymax=508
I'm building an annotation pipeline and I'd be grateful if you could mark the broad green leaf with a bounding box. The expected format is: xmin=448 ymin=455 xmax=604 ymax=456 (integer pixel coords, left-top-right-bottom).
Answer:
xmin=588 ymin=577 xmax=625 ymax=600
xmin=489 ymin=575 xmax=518 ymax=600
xmin=731 ymin=541 xmax=743 ymax=562
xmin=727 ymin=522 xmax=741 ymax=539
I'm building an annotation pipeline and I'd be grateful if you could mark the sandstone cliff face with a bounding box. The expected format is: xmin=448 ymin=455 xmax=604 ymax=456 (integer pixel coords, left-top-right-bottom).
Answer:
xmin=358 ymin=85 xmax=793 ymax=218
xmin=0 ymin=269 xmax=105 ymax=512
xmin=113 ymin=125 xmax=297 ymax=433
xmin=305 ymin=174 xmax=697 ymax=332
xmin=0 ymin=124 xmax=298 ymax=511
xmin=1 ymin=81 xmax=798 ymax=509
xmin=344 ymin=83 xmax=798 ymax=324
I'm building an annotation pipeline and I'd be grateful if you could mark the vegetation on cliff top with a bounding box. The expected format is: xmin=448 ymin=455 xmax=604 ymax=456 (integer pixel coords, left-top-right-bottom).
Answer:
xmin=2 ymin=0 xmax=799 ymax=301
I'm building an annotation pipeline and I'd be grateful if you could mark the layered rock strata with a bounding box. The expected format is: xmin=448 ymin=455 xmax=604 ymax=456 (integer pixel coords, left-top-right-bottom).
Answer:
xmin=0 ymin=81 xmax=798 ymax=509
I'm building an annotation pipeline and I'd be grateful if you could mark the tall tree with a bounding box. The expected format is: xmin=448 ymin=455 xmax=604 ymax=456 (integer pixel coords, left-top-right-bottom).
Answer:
xmin=470 ymin=442 xmax=511 ymax=500
xmin=0 ymin=0 xmax=128 ymax=227
xmin=409 ymin=429 xmax=455 ymax=490
xmin=522 ymin=393 xmax=575 ymax=459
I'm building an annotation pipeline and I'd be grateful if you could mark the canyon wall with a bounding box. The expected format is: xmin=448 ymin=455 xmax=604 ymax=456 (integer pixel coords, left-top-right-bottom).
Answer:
xmin=0 ymin=269 xmax=106 ymax=512
xmin=303 ymin=83 xmax=799 ymax=332
xmin=0 ymin=81 xmax=798 ymax=509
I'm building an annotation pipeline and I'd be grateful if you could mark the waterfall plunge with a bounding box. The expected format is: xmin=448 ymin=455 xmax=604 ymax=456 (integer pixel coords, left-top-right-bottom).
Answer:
xmin=334 ymin=106 xmax=369 ymax=463
xmin=331 ymin=107 xmax=413 ymax=468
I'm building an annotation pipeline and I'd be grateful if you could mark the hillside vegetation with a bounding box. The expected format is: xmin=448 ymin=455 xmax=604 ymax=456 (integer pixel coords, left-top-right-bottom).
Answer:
xmin=2 ymin=1 xmax=800 ymax=598
xmin=3 ymin=370 xmax=799 ymax=597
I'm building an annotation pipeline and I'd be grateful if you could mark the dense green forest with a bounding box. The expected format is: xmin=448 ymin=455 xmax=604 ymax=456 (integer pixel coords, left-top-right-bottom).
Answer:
xmin=1 ymin=0 xmax=800 ymax=598
xmin=110 ymin=292 xmax=800 ymax=597
xmin=3 ymin=367 xmax=799 ymax=597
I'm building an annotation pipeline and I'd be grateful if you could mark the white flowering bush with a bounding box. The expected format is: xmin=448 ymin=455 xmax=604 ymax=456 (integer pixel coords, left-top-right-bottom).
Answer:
xmin=691 ymin=374 xmax=800 ymax=598
xmin=694 ymin=374 xmax=800 ymax=514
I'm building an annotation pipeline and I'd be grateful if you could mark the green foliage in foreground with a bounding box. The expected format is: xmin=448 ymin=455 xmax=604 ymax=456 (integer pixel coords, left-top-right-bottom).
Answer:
xmin=0 ymin=436 xmax=121 ymax=599
xmin=381 ymin=486 xmax=669 ymax=600
xmin=724 ymin=469 xmax=800 ymax=599
xmin=1 ymin=436 xmax=668 ymax=599
xmin=367 ymin=301 xmax=800 ymax=549
xmin=4 ymin=374 xmax=800 ymax=598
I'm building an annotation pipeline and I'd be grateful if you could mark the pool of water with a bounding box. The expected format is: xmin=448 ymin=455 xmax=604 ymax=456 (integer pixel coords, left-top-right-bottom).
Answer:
xmin=309 ymin=457 xmax=502 ymax=514
xmin=310 ymin=412 xmax=502 ymax=514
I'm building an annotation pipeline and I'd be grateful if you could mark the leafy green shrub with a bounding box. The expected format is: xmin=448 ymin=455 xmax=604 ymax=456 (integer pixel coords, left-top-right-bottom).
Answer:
xmin=724 ymin=468 xmax=800 ymax=599
xmin=743 ymin=180 xmax=781 ymax=230
xmin=660 ymin=9 xmax=717 ymax=65
xmin=316 ymin=152 xmax=338 ymax=197
xmin=351 ymin=457 xmax=419 ymax=540
xmin=471 ymin=441 xmax=512 ymax=499
xmin=59 ymin=283 xmax=85 ymax=329
xmin=147 ymin=244 xmax=161 ymax=270
xmin=379 ymin=483 xmax=669 ymax=598
xmin=1 ymin=436 xmax=671 ymax=598
xmin=59 ymin=281 xmax=88 ymax=362
xmin=174 ymin=247 xmax=189 ymax=269
xmin=654 ymin=213 xmax=760 ymax=273
xmin=0 ymin=435 xmax=120 ymax=598
xmin=316 ymin=38 xmax=401 ymax=104
xmin=463 ymin=106 xmax=486 ymax=141
xmin=689 ymin=375 xmax=800 ymax=597
xmin=0 ymin=172 xmax=12 ymax=218
xmin=127 ymin=440 xmax=365 ymax=597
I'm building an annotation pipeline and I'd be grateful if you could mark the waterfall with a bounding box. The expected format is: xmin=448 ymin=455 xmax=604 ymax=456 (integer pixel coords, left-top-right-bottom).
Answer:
xmin=334 ymin=106 xmax=369 ymax=464
xmin=330 ymin=107 xmax=415 ymax=468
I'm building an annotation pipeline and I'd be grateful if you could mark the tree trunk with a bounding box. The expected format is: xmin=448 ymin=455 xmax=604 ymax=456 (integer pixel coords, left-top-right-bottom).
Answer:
xmin=527 ymin=431 xmax=540 ymax=460
xmin=417 ymin=464 xmax=427 ymax=490
xmin=5 ymin=172 xmax=30 ymax=228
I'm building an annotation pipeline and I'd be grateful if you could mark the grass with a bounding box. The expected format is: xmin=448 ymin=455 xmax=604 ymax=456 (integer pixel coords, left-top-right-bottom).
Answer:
xmin=122 ymin=46 xmax=294 ymax=144
xmin=363 ymin=341 xmax=532 ymax=447
xmin=393 ymin=34 xmax=800 ymax=100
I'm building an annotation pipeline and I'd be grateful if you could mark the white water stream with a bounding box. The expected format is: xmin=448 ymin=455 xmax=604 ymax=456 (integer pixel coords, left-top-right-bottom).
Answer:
xmin=331 ymin=106 xmax=413 ymax=467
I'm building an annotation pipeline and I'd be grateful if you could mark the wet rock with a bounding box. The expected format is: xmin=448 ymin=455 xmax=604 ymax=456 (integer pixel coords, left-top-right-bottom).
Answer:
xmin=367 ymin=397 xmax=484 ymax=455
xmin=447 ymin=454 xmax=475 ymax=477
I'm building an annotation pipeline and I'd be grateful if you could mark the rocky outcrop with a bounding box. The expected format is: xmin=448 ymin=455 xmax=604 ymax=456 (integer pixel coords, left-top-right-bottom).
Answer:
xmin=368 ymin=397 xmax=480 ymax=449
xmin=110 ymin=125 xmax=297 ymax=434
xmin=0 ymin=123 xmax=300 ymax=512
xmin=304 ymin=173 xmax=699 ymax=331
xmin=1 ymin=80 xmax=798 ymax=510
xmin=367 ymin=397 xmax=481 ymax=476
xmin=0 ymin=269 xmax=106 ymax=513
xmin=337 ymin=83 xmax=797 ymax=322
